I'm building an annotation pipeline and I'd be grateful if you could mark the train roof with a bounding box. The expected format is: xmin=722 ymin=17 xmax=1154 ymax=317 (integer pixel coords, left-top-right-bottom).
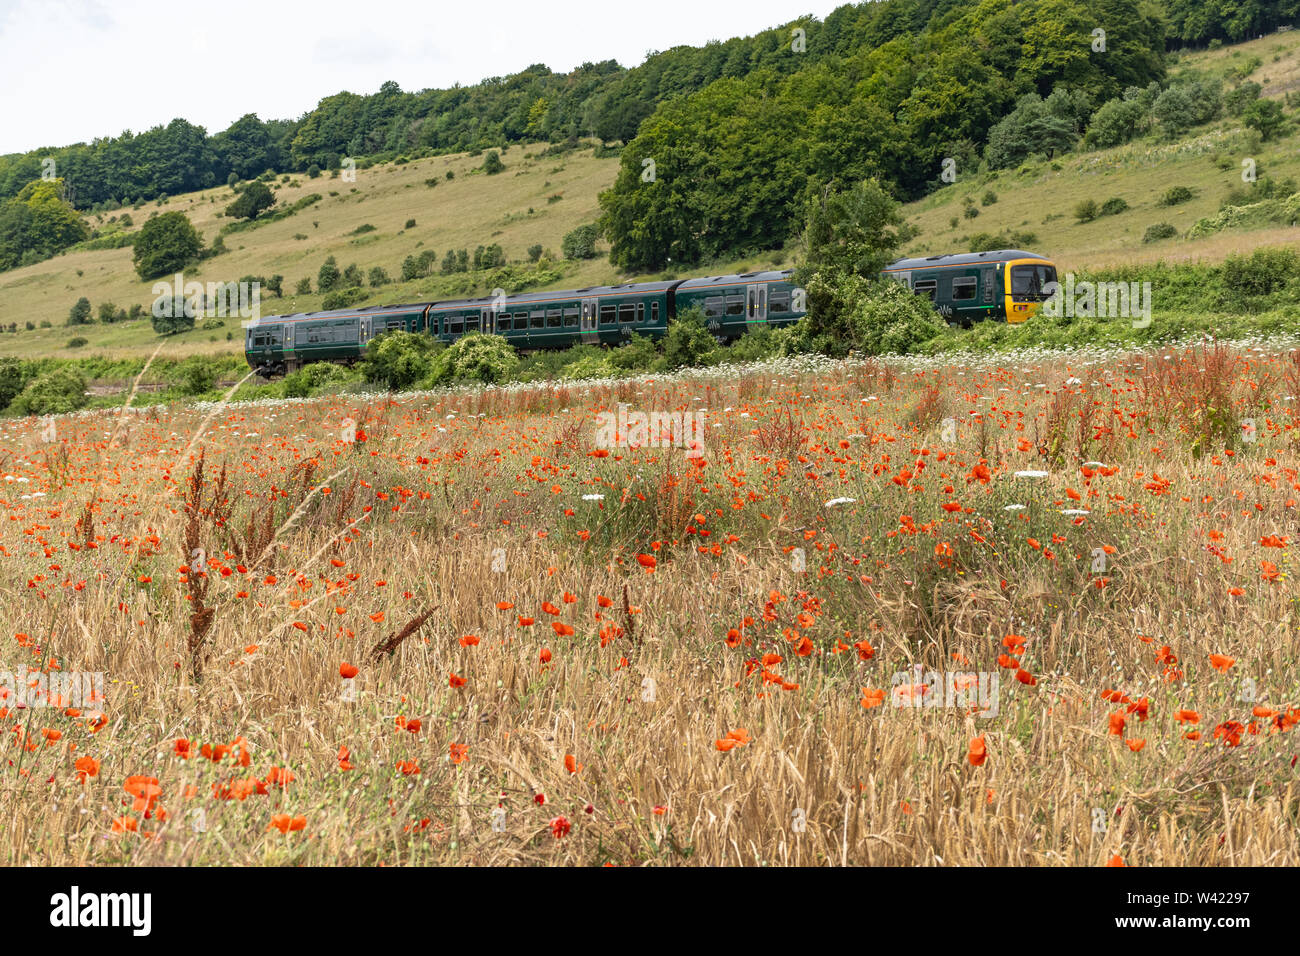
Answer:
xmin=883 ymin=250 xmax=1050 ymax=271
xmin=253 ymin=302 xmax=432 ymax=323
xmin=429 ymin=280 xmax=679 ymax=309
xmin=676 ymin=270 xmax=794 ymax=290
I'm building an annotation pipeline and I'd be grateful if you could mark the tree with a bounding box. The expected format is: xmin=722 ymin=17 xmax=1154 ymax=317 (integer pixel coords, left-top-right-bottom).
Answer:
xmin=799 ymin=178 xmax=913 ymax=281
xmin=0 ymin=358 xmax=28 ymax=411
xmin=225 ymin=180 xmax=276 ymax=220
xmin=1243 ymin=98 xmax=1285 ymax=142
xmin=0 ymin=180 xmax=90 ymax=271
xmin=68 ymin=297 xmax=92 ymax=326
xmin=318 ymin=256 xmax=341 ymax=292
xmin=133 ymin=211 xmax=202 ymax=280
xmin=482 ymin=150 xmax=504 ymax=174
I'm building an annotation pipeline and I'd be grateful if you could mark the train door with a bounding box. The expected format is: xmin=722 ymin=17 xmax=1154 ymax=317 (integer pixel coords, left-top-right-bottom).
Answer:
xmin=481 ymin=308 xmax=494 ymax=335
xmin=581 ymin=297 xmax=599 ymax=344
xmin=746 ymin=284 xmax=768 ymax=325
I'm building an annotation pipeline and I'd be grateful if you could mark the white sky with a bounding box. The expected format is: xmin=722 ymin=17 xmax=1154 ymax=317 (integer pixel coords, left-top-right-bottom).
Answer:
xmin=0 ymin=0 xmax=846 ymax=155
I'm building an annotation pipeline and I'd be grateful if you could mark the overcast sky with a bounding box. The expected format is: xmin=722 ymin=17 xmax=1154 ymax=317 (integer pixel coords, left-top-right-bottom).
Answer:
xmin=0 ymin=0 xmax=847 ymax=155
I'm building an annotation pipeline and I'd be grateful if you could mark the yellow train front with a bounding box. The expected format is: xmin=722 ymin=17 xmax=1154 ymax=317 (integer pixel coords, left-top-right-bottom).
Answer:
xmin=880 ymin=250 xmax=1058 ymax=326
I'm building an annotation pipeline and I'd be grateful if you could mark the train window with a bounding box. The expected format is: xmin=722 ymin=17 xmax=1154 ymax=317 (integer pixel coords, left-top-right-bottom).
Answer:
xmin=1011 ymin=264 xmax=1056 ymax=297
xmin=636 ymin=302 xmax=645 ymax=323
xmin=449 ymin=318 xmax=464 ymax=334
xmin=619 ymin=303 xmax=636 ymax=323
xmin=913 ymin=279 xmax=937 ymax=302
xmin=514 ymin=314 xmax=529 ymax=330
xmin=547 ymin=309 xmax=562 ymax=328
xmin=951 ymin=277 xmax=977 ymax=301
xmin=725 ymin=295 xmax=745 ymax=316
xmin=650 ymin=302 xmax=659 ymax=324
xmin=599 ymin=305 xmax=617 ymax=326
xmin=530 ymin=310 xmax=545 ymax=328
xmin=983 ymin=270 xmax=995 ymax=303
xmin=704 ymin=297 xmax=723 ymax=318
xmin=563 ymin=308 xmax=579 ymax=327
xmin=770 ymin=292 xmax=790 ymax=313
xmin=386 ymin=318 xmax=406 ymax=332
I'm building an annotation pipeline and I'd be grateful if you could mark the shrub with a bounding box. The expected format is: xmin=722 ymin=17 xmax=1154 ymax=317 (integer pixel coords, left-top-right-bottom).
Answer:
xmin=803 ymin=272 xmax=946 ymax=356
xmin=1221 ymin=247 xmax=1298 ymax=296
xmin=405 ymin=218 xmax=416 ymax=229
xmin=432 ymin=332 xmax=519 ymax=384
xmin=1143 ymin=223 xmax=1178 ymax=243
xmin=68 ymin=297 xmax=92 ymax=326
xmin=981 ymin=190 xmax=998 ymax=206
xmin=66 ymin=337 xmax=88 ymax=348
xmin=527 ymin=244 xmax=543 ymax=262
xmin=318 ymin=256 xmax=341 ymax=292
xmin=368 ymin=266 xmax=390 ymax=287
xmin=361 ymin=331 xmax=437 ymax=389
xmin=225 ymin=181 xmax=276 ymax=220
xmin=561 ymin=223 xmax=600 ymax=260
xmin=482 ymin=151 xmax=505 ymax=175
xmin=295 ymin=277 xmax=312 ymax=294
xmin=1074 ymin=199 xmax=1099 ymax=223
xmin=1159 ymin=186 xmax=1194 ymax=206
xmin=0 ymin=358 xmax=30 ymax=410
xmin=11 ymin=368 xmax=87 ymax=416
xmin=320 ymin=287 xmax=367 ymax=310
xmin=661 ymin=307 xmax=718 ymax=369
xmin=1099 ymin=197 xmax=1129 ymax=216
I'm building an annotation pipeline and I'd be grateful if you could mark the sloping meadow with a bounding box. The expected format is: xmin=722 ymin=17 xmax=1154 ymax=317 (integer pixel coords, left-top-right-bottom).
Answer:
xmin=0 ymin=342 xmax=1297 ymax=864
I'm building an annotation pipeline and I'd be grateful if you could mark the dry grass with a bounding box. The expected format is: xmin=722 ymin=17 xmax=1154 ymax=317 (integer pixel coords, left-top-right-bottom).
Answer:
xmin=0 ymin=342 xmax=1297 ymax=865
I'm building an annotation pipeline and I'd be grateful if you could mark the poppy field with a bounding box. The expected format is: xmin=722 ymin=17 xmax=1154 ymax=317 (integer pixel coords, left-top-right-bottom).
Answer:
xmin=2 ymin=340 xmax=1298 ymax=866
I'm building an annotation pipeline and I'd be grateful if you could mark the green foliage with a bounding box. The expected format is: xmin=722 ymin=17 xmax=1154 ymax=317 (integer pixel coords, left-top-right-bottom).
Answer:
xmin=985 ymin=88 xmax=1089 ymax=169
xmin=10 ymin=367 xmax=87 ymax=417
xmin=225 ymin=180 xmax=276 ymax=220
xmin=282 ymin=361 xmax=358 ymax=398
xmin=799 ymin=178 xmax=913 ymax=280
xmin=561 ymin=223 xmax=599 ymax=260
xmin=66 ymin=337 xmax=88 ymax=349
xmin=0 ymin=180 xmax=90 ymax=271
xmin=318 ymin=255 xmax=341 ymax=292
xmin=0 ymin=358 xmax=30 ymax=411
xmin=1074 ymin=198 xmax=1099 ymax=222
xmin=1221 ymin=247 xmax=1298 ymax=297
xmin=482 ymin=151 xmax=505 ymax=174
xmin=1142 ymin=222 xmax=1178 ymax=242
xmin=802 ymin=271 xmax=946 ymax=356
xmin=133 ymin=211 xmax=202 ymax=280
xmin=361 ymin=331 xmax=438 ymax=390
xmin=661 ymin=307 xmax=718 ymax=369
xmin=1151 ymin=79 xmax=1222 ymax=137
xmin=1083 ymin=94 xmax=1148 ymax=148
xmin=1242 ymin=98 xmax=1285 ymax=141
xmin=430 ymin=332 xmax=520 ymax=384
xmin=320 ymin=287 xmax=367 ymax=310
xmin=68 ymin=297 xmax=92 ymax=326
xmin=1158 ymin=185 xmax=1194 ymax=206
xmin=1099 ymin=197 xmax=1129 ymax=216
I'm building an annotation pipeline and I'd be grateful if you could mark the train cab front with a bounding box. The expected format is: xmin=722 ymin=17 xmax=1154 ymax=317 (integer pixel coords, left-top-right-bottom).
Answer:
xmin=1005 ymin=259 xmax=1058 ymax=324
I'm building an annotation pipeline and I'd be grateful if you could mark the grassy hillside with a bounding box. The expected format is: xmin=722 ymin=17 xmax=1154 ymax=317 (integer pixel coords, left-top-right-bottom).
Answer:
xmin=900 ymin=30 xmax=1300 ymax=272
xmin=1 ymin=32 xmax=1298 ymax=366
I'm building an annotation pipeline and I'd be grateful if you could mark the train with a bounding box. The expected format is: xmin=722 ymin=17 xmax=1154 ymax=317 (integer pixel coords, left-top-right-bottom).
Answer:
xmin=245 ymin=250 xmax=1057 ymax=375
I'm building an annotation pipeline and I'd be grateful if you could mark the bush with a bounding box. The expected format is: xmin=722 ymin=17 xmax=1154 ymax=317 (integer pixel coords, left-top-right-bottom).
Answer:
xmin=1074 ymin=199 xmax=1099 ymax=223
xmin=133 ymin=211 xmax=203 ymax=280
xmin=561 ymin=223 xmax=600 ymax=260
xmin=320 ymin=287 xmax=367 ymax=310
xmin=405 ymin=218 xmax=416 ymax=229
xmin=68 ymin=297 xmax=92 ymax=326
xmin=10 ymin=368 xmax=87 ymax=416
xmin=66 ymin=337 xmax=88 ymax=349
xmin=432 ymin=332 xmax=519 ymax=384
xmin=307 ymin=165 xmax=321 ymax=179
xmin=0 ymin=358 xmax=30 ymax=411
xmin=225 ymin=181 xmax=276 ymax=220
xmin=318 ymin=256 xmax=341 ymax=292
xmin=803 ymin=272 xmax=946 ymax=356
xmin=661 ymin=307 xmax=719 ymax=369
xmin=295 ymin=277 xmax=312 ymax=295
xmin=981 ymin=190 xmax=998 ymax=206
xmin=527 ymin=243 xmax=543 ymax=262
xmin=1099 ymin=197 xmax=1129 ymax=216
xmin=482 ymin=151 xmax=504 ymax=175
xmin=368 ymin=266 xmax=390 ymax=287
xmin=1142 ymin=222 xmax=1178 ymax=243
xmin=361 ymin=331 xmax=437 ymax=390
xmin=1221 ymin=247 xmax=1298 ymax=297
xmin=282 ymin=361 xmax=358 ymax=398
xmin=1159 ymin=186 xmax=1194 ymax=206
